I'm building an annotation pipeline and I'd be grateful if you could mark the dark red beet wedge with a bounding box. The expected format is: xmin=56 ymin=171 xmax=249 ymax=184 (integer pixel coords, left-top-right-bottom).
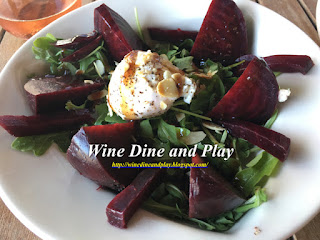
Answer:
xmin=263 ymin=55 xmax=314 ymax=74
xmin=207 ymin=58 xmax=279 ymax=124
xmin=235 ymin=54 xmax=314 ymax=76
xmin=53 ymin=31 xmax=99 ymax=50
xmin=61 ymin=35 xmax=102 ymax=62
xmin=148 ymin=27 xmax=198 ymax=43
xmin=190 ymin=0 xmax=247 ymax=64
xmin=217 ymin=119 xmax=290 ymax=162
xmin=66 ymin=122 xmax=140 ymax=191
xmin=24 ymin=75 xmax=105 ymax=114
xmin=189 ymin=154 xmax=245 ymax=218
xmin=0 ymin=109 xmax=93 ymax=137
xmin=94 ymin=4 xmax=145 ymax=62
xmin=106 ymin=168 xmax=163 ymax=228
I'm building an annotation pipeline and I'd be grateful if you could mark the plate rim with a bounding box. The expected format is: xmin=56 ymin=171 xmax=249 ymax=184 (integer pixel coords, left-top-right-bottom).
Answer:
xmin=1 ymin=0 xmax=320 ymax=239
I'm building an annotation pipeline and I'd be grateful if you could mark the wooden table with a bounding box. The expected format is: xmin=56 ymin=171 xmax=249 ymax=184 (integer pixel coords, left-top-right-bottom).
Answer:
xmin=0 ymin=0 xmax=319 ymax=239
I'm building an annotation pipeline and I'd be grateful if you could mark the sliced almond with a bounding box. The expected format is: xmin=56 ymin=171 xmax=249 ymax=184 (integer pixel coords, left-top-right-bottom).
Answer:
xmin=84 ymin=80 xmax=94 ymax=84
xmin=160 ymin=101 xmax=168 ymax=110
xmin=160 ymin=54 xmax=169 ymax=61
xmin=94 ymin=60 xmax=105 ymax=77
xmin=192 ymin=72 xmax=211 ymax=79
xmin=76 ymin=69 xmax=84 ymax=75
xmin=163 ymin=70 xmax=172 ymax=80
xmin=180 ymin=131 xmax=206 ymax=145
xmin=160 ymin=56 xmax=183 ymax=75
xmin=207 ymin=70 xmax=218 ymax=77
xmin=157 ymin=78 xmax=179 ymax=98
xmin=122 ymin=62 xmax=130 ymax=72
xmin=175 ymin=112 xmax=185 ymax=122
xmin=171 ymin=73 xmax=185 ymax=86
xmin=202 ymin=121 xmax=226 ymax=132
xmin=88 ymin=89 xmax=108 ymax=101
xmin=192 ymin=70 xmax=218 ymax=79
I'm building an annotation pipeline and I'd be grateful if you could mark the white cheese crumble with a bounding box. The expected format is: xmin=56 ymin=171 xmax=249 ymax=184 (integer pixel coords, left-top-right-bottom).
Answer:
xmin=278 ymin=88 xmax=291 ymax=102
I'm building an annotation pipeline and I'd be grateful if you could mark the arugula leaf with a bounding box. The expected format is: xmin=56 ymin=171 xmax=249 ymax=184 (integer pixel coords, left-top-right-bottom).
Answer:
xmin=234 ymin=187 xmax=267 ymax=213
xmin=203 ymin=59 xmax=219 ymax=73
xmin=104 ymin=113 xmax=126 ymax=124
xmin=178 ymin=39 xmax=194 ymax=50
xmin=153 ymin=39 xmax=195 ymax=71
xmin=94 ymin=103 xmax=108 ymax=125
xmin=180 ymin=48 xmax=189 ymax=58
xmin=144 ymin=185 xmax=267 ymax=232
xmin=57 ymin=62 xmax=77 ymax=75
xmin=32 ymin=33 xmax=111 ymax=78
xmin=222 ymin=60 xmax=245 ymax=71
xmin=134 ymin=7 xmax=145 ymax=42
xmin=140 ymin=120 xmax=154 ymax=139
xmin=165 ymin=183 xmax=187 ymax=202
xmin=170 ymin=107 xmax=211 ymax=121
xmin=201 ymin=59 xmax=242 ymax=97
xmin=32 ymin=33 xmax=62 ymax=73
xmin=273 ymin=71 xmax=282 ymax=77
xmin=264 ymin=109 xmax=278 ymax=129
xmin=205 ymin=187 xmax=267 ymax=230
xmin=157 ymin=119 xmax=190 ymax=146
xmin=190 ymin=90 xmax=213 ymax=114
xmin=173 ymin=56 xmax=195 ymax=72
xmin=166 ymin=49 xmax=179 ymax=61
xmin=33 ymin=34 xmax=56 ymax=50
xmin=151 ymin=139 xmax=171 ymax=161
xmin=94 ymin=103 xmax=125 ymax=125
xmin=154 ymin=43 xmax=172 ymax=55
xmin=65 ymin=100 xmax=87 ymax=111
xmin=235 ymin=151 xmax=280 ymax=197
xmin=11 ymin=131 xmax=71 ymax=156
xmin=233 ymin=138 xmax=252 ymax=163
xmin=189 ymin=77 xmax=217 ymax=113
xmin=216 ymin=75 xmax=226 ymax=96
xmin=79 ymin=56 xmax=97 ymax=73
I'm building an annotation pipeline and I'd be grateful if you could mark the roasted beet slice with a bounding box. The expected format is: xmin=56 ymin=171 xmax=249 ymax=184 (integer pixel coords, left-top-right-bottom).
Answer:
xmin=106 ymin=168 xmax=163 ymax=228
xmin=0 ymin=109 xmax=93 ymax=137
xmin=190 ymin=0 xmax=247 ymax=64
xmin=24 ymin=75 xmax=105 ymax=114
xmin=61 ymin=35 xmax=102 ymax=62
xmin=263 ymin=55 xmax=314 ymax=74
xmin=53 ymin=31 xmax=99 ymax=50
xmin=66 ymin=122 xmax=140 ymax=191
xmin=94 ymin=4 xmax=145 ymax=62
xmin=217 ymin=119 xmax=290 ymax=161
xmin=189 ymin=154 xmax=245 ymax=218
xmin=235 ymin=54 xmax=314 ymax=75
xmin=148 ymin=27 xmax=198 ymax=43
xmin=207 ymin=58 xmax=279 ymax=124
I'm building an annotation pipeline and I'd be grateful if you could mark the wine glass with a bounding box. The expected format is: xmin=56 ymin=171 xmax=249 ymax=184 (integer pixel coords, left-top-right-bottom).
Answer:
xmin=0 ymin=0 xmax=82 ymax=39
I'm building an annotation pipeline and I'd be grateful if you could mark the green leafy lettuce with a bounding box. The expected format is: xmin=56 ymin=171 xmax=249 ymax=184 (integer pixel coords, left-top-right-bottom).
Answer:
xmin=143 ymin=183 xmax=267 ymax=232
xmin=11 ymin=131 xmax=72 ymax=156
xmin=94 ymin=102 xmax=126 ymax=125
xmin=235 ymin=151 xmax=280 ymax=197
xmin=32 ymin=33 xmax=111 ymax=79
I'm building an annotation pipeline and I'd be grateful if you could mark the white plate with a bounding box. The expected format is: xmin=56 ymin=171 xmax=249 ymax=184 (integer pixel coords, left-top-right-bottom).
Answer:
xmin=1 ymin=0 xmax=320 ymax=239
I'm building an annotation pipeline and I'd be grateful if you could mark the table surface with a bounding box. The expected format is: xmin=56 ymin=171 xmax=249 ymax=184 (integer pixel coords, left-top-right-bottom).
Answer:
xmin=0 ymin=0 xmax=320 ymax=239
